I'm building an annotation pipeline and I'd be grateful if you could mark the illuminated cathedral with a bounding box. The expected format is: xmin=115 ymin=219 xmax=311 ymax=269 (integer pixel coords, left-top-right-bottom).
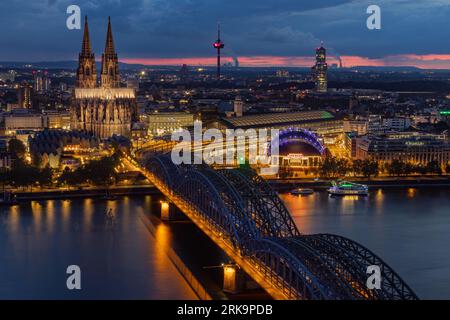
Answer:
xmin=71 ymin=17 xmax=137 ymax=139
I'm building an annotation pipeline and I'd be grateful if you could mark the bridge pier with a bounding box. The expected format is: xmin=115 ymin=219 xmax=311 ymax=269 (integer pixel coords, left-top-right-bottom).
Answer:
xmin=160 ymin=200 xmax=174 ymax=221
xmin=160 ymin=200 xmax=183 ymax=221
xmin=222 ymin=264 xmax=246 ymax=294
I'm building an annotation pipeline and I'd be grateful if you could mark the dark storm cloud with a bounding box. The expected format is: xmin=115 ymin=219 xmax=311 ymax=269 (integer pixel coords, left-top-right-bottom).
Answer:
xmin=0 ymin=0 xmax=449 ymax=62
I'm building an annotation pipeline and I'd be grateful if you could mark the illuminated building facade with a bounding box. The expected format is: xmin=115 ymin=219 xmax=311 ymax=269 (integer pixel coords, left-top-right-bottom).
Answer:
xmin=312 ymin=43 xmax=328 ymax=93
xmin=358 ymin=132 xmax=450 ymax=165
xmin=343 ymin=120 xmax=368 ymax=135
xmin=71 ymin=17 xmax=137 ymax=139
xmin=4 ymin=111 xmax=46 ymax=132
xmin=33 ymin=71 xmax=51 ymax=93
xmin=45 ymin=111 xmax=71 ymax=130
xmin=275 ymin=129 xmax=326 ymax=169
xmin=218 ymin=112 xmax=337 ymax=170
xmin=234 ymin=96 xmax=244 ymax=117
xmin=17 ymin=81 xmax=32 ymax=108
xmin=344 ymin=132 xmax=366 ymax=159
xmin=148 ymin=112 xmax=195 ymax=136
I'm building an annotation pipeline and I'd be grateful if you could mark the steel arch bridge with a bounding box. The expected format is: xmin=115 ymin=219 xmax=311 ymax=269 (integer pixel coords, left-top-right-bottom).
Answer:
xmin=129 ymin=153 xmax=418 ymax=300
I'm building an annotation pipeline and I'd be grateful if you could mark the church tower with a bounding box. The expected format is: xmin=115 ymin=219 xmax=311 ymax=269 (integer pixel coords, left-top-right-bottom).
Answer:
xmin=100 ymin=17 xmax=120 ymax=88
xmin=76 ymin=16 xmax=97 ymax=88
xmin=72 ymin=16 xmax=136 ymax=139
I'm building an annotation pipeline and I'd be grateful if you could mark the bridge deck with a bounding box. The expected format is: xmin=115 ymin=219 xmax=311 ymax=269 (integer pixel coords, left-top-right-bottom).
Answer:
xmin=123 ymin=156 xmax=292 ymax=300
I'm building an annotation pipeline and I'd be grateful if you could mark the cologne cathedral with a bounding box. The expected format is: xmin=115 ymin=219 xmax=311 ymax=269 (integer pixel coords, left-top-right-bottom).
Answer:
xmin=71 ymin=17 xmax=137 ymax=139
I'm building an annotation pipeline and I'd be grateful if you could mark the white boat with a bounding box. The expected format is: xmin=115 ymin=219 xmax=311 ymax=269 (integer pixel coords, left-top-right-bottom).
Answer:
xmin=290 ymin=188 xmax=314 ymax=195
xmin=328 ymin=181 xmax=368 ymax=196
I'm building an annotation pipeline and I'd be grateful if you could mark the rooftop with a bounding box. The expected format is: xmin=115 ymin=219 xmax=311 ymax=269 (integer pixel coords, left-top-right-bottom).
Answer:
xmin=30 ymin=129 xmax=99 ymax=155
xmin=221 ymin=110 xmax=335 ymax=129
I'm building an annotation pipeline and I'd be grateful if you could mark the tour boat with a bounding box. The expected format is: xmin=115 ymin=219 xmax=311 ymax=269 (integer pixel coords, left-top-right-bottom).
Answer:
xmin=328 ymin=181 xmax=368 ymax=196
xmin=290 ymin=188 xmax=314 ymax=196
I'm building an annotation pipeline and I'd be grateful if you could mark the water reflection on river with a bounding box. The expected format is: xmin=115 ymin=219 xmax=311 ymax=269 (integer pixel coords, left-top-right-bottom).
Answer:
xmin=280 ymin=187 xmax=450 ymax=299
xmin=1 ymin=188 xmax=449 ymax=300
xmin=0 ymin=196 xmax=196 ymax=300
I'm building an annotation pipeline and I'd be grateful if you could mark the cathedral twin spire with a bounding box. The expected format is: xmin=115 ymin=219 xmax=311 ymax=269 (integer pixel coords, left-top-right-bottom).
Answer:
xmin=81 ymin=16 xmax=92 ymax=56
xmin=76 ymin=16 xmax=96 ymax=88
xmin=100 ymin=17 xmax=120 ymax=88
xmin=76 ymin=16 xmax=119 ymax=89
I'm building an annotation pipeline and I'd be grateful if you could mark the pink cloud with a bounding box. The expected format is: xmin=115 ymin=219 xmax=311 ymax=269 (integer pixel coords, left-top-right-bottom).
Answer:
xmin=120 ymin=54 xmax=450 ymax=69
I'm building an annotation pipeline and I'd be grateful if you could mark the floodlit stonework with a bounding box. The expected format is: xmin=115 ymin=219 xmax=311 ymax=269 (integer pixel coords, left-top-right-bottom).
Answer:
xmin=71 ymin=17 xmax=137 ymax=139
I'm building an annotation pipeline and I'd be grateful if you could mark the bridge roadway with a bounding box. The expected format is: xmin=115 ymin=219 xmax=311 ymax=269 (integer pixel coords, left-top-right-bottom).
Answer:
xmin=122 ymin=153 xmax=419 ymax=300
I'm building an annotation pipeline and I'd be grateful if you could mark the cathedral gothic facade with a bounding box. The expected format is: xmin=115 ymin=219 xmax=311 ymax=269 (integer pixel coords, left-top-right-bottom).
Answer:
xmin=71 ymin=17 xmax=137 ymax=139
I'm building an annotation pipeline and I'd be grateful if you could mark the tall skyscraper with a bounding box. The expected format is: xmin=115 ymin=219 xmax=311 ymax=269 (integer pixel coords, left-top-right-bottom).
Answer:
xmin=33 ymin=72 xmax=43 ymax=92
xmin=180 ymin=64 xmax=189 ymax=82
xmin=18 ymin=81 xmax=32 ymax=108
xmin=43 ymin=75 xmax=51 ymax=91
xmin=71 ymin=17 xmax=137 ymax=139
xmin=312 ymin=43 xmax=328 ymax=93
xmin=34 ymin=71 xmax=51 ymax=92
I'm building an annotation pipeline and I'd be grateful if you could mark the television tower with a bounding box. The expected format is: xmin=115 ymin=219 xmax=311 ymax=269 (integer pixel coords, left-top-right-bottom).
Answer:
xmin=213 ymin=23 xmax=225 ymax=80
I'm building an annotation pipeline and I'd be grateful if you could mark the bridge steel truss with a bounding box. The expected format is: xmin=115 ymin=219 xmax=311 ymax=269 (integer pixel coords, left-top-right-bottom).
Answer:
xmin=142 ymin=154 xmax=418 ymax=300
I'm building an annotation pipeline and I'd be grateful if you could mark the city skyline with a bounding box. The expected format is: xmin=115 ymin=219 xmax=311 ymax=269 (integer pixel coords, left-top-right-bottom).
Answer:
xmin=1 ymin=1 xmax=450 ymax=69
xmin=1 ymin=1 xmax=450 ymax=303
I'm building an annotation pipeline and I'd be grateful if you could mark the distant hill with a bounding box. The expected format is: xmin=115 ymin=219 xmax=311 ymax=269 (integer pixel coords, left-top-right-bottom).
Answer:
xmin=0 ymin=61 xmax=445 ymax=72
xmin=347 ymin=66 xmax=421 ymax=72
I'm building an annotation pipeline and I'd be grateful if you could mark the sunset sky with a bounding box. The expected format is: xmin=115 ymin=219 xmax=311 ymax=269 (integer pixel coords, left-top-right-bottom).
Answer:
xmin=121 ymin=54 xmax=450 ymax=69
xmin=1 ymin=0 xmax=450 ymax=68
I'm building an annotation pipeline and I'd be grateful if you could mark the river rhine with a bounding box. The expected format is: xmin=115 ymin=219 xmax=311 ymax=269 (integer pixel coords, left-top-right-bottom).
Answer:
xmin=0 ymin=188 xmax=449 ymax=299
xmin=0 ymin=196 xmax=197 ymax=299
xmin=281 ymin=187 xmax=450 ymax=299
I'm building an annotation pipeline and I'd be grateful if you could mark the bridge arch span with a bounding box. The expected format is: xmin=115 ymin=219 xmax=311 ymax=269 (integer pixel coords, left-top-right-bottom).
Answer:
xmin=175 ymin=169 xmax=250 ymax=248
xmin=245 ymin=237 xmax=330 ymax=300
xmin=309 ymin=234 xmax=418 ymax=300
xmin=136 ymin=153 xmax=419 ymax=300
xmin=219 ymin=169 xmax=299 ymax=238
xmin=145 ymin=154 xmax=180 ymax=191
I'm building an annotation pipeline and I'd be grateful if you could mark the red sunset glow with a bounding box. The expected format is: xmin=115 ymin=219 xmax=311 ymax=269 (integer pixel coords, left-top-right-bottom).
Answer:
xmin=121 ymin=54 xmax=450 ymax=69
